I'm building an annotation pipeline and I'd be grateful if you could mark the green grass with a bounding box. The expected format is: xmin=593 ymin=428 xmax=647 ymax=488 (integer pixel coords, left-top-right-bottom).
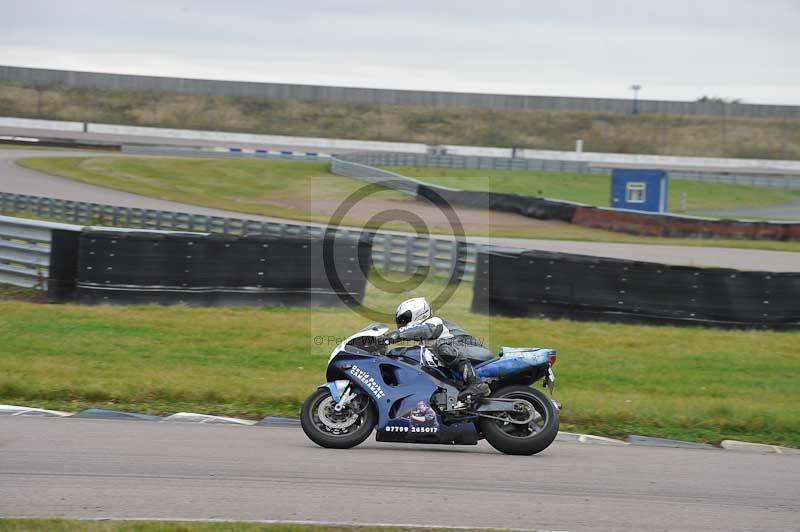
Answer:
xmin=0 ymin=143 xmax=73 ymax=151
xmin=0 ymin=519 xmax=465 ymax=532
xmin=12 ymin=156 xmax=800 ymax=253
xmin=3 ymin=80 xmax=800 ymax=159
xmin=15 ymin=156 xmax=404 ymax=227
xmin=0 ymin=283 xmax=46 ymax=302
xmin=386 ymin=166 xmax=800 ymax=215
xmin=1 ymin=272 xmax=798 ymax=448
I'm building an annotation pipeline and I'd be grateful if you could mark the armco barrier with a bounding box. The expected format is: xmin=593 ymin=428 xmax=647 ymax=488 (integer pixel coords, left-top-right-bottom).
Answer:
xmin=0 ymin=214 xmax=81 ymax=289
xmin=335 ymin=151 xmax=591 ymax=174
xmin=75 ymin=229 xmax=371 ymax=306
xmin=330 ymin=156 xmax=423 ymax=195
xmin=330 ymin=151 xmax=800 ymax=193
xmin=472 ymin=248 xmax=800 ymax=329
xmin=613 ymin=168 xmax=800 ymax=190
xmin=0 ymin=195 xmax=478 ymax=287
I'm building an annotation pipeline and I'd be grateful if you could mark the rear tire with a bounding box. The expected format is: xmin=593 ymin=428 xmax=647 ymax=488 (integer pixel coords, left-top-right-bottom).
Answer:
xmin=301 ymin=387 xmax=376 ymax=449
xmin=479 ymin=385 xmax=559 ymax=456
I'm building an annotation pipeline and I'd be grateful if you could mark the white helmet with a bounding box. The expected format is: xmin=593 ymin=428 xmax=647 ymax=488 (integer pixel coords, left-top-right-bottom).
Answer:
xmin=395 ymin=297 xmax=432 ymax=327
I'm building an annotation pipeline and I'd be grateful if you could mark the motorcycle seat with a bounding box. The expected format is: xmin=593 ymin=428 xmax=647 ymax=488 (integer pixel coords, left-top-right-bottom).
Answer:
xmin=499 ymin=347 xmax=544 ymax=356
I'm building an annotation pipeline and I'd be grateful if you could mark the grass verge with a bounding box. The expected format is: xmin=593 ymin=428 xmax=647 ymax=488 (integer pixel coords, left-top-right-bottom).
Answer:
xmin=1 ymin=273 xmax=798 ymax=448
xmin=14 ymin=156 xmax=404 ymax=228
xmin=12 ymin=156 xmax=800 ymax=253
xmin=0 ymin=283 xmax=45 ymax=302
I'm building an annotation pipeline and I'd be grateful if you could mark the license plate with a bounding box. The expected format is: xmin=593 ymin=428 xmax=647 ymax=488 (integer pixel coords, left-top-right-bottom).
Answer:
xmin=545 ymin=368 xmax=555 ymax=395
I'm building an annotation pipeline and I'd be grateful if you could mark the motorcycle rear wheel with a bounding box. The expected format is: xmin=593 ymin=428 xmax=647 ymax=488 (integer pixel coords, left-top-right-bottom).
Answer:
xmin=301 ymin=387 xmax=376 ymax=449
xmin=479 ymin=385 xmax=559 ymax=455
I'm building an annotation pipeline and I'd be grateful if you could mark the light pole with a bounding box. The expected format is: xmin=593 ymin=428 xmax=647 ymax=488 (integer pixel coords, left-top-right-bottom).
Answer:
xmin=629 ymin=84 xmax=641 ymax=115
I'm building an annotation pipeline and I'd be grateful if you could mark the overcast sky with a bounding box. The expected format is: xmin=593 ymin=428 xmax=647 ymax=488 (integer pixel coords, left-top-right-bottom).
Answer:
xmin=1 ymin=0 xmax=798 ymax=104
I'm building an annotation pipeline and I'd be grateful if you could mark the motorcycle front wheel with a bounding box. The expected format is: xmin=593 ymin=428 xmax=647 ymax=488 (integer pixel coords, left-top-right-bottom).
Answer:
xmin=479 ymin=385 xmax=559 ymax=455
xmin=300 ymin=387 xmax=376 ymax=449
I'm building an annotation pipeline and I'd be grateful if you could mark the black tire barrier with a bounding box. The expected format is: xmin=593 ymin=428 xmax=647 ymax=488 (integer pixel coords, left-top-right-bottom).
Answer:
xmin=471 ymin=248 xmax=800 ymax=329
xmin=417 ymin=184 xmax=580 ymax=223
xmin=47 ymin=228 xmax=80 ymax=301
xmin=74 ymin=229 xmax=372 ymax=307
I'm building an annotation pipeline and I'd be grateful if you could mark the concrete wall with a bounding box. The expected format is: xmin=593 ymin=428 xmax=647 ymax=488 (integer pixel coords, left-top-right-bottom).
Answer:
xmin=3 ymin=65 xmax=799 ymax=119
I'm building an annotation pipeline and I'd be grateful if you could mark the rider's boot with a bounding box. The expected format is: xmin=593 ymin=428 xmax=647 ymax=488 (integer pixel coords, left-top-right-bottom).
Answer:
xmin=456 ymin=361 xmax=490 ymax=402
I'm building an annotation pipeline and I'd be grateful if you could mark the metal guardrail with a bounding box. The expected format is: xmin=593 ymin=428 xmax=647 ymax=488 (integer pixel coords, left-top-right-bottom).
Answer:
xmin=0 ymin=215 xmax=81 ymax=289
xmin=587 ymin=166 xmax=800 ymax=190
xmin=656 ymin=170 xmax=800 ymax=190
xmin=0 ymin=194 xmax=477 ymax=289
xmin=329 ymin=157 xmax=424 ymax=195
xmin=334 ymin=151 xmax=800 ymax=190
xmin=339 ymin=151 xmax=591 ymax=174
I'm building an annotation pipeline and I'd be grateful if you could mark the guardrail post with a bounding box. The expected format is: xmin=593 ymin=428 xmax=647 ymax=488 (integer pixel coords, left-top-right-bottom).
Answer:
xmin=404 ymin=236 xmax=414 ymax=274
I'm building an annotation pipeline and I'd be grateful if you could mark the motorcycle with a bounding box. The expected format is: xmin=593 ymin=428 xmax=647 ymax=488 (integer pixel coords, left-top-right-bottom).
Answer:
xmin=301 ymin=323 xmax=560 ymax=455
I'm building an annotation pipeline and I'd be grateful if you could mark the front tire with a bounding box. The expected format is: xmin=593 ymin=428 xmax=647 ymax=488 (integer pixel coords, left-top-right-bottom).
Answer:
xmin=301 ymin=387 xmax=376 ymax=449
xmin=479 ymin=385 xmax=559 ymax=455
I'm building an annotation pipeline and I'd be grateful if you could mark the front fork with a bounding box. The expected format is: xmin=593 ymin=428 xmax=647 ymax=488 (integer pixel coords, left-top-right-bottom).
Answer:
xmin=322 ymin=380 xmax=358 ymax=411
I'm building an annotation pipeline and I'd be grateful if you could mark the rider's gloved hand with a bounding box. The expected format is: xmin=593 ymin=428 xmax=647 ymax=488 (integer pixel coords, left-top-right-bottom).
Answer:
xmin=386 ymin=330 xmax=402 ymax=344
xmin=375 ymin=335 xmax=391 ymax=346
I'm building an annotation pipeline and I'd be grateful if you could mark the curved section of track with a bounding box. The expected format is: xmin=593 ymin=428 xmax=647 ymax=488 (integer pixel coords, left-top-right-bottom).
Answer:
xmin=1 ymin=417 xmax=798 ymax=532
xmin=1 ymin=148 xmax=798 ymax=271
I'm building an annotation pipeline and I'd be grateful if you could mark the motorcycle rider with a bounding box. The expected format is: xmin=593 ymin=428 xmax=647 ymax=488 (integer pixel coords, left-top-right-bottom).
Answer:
xmin=384 ymin=297 xmax=492 ymax=402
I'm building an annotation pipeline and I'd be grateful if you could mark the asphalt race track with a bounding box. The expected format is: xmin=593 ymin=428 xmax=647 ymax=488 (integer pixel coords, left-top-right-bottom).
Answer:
xmin=1 ymin=417 xmax=798 ymax=532
xmin=703 ymin=202 xmax=800 ymax=221
xmin=2 ymin=149 xmax=799 ymax=272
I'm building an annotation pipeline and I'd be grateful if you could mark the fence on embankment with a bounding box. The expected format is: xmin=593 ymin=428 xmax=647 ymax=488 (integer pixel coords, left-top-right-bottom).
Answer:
xmin=3 ymin=65 xmax=798 ymax=119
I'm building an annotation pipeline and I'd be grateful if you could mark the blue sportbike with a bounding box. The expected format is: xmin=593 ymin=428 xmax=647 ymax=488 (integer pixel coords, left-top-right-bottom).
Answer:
xmin=301 ymin=323 xmax=560 ymax=455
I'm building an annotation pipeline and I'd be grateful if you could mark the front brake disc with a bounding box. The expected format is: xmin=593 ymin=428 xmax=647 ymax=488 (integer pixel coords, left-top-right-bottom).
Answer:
xmin=317 ymin=397 xmax=359 ymax=430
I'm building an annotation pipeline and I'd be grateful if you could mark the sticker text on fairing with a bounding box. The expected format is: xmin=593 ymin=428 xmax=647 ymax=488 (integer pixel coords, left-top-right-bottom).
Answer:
xmin=385 ymin=426 xmax=439 ymax=433
xmin=349 ymin=365 xmax=385 ymax=399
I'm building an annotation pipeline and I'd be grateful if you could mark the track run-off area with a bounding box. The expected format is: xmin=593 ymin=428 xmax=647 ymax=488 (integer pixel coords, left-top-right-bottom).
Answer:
xmin=1 ymin=416 xmax=798 ymax=532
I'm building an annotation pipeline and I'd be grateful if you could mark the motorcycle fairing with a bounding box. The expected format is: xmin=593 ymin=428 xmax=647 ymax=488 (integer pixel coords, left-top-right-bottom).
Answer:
xmin=325 ymin=347 xmax=480 ymax=444
xmin=328 ymin=351 xmax=438 ymax=429
xmin=477 ymin=348 xmax=554 ymax=380
xmin=376 ymin=418 xmax=480 ymax=445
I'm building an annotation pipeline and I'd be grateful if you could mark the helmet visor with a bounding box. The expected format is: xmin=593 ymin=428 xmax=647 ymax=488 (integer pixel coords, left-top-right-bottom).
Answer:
xmin=396 ymin=310 xmax=413 ymax=327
